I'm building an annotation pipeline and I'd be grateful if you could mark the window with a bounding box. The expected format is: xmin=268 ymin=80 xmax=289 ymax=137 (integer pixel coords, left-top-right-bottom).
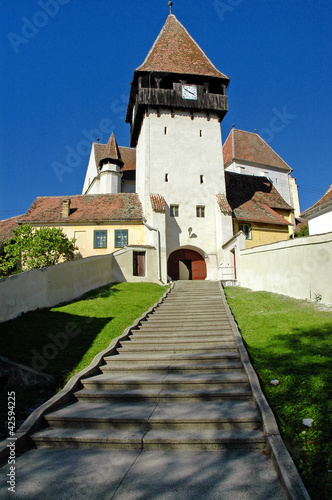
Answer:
xmin=196 ymin=206 xmax=205 ymax=218
xmin=165 ymin=173 xmax=168 ymax=182
xmin=114 ymin=229 xmax=128 ymax=248
xmin=94 ymin=230 xmax=107 ymax=248
xmin=133 ymin=251 xmax=146 ymax=277
xmin=239 ymin=223 xmax=252 ymax=240
xmin=164 ymin=126 xmax=167 ymax=135
xmin=200 ymin=175 xmax=204 ymax=184
xmin=199 ymin=130 xmax=203 ymax=137
xmin=170 ymin=205 xmax=179 ymax=217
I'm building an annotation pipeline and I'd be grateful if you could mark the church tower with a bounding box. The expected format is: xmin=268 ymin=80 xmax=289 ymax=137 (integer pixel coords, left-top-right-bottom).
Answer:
xmin=126 ymin=12 xmax=234 ymax=281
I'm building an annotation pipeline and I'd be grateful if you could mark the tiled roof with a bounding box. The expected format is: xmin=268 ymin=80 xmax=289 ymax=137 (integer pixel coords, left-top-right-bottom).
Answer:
xmin=223 ymin=128 xmax=291 ymax=172
xmin=100 ymin=133 xmax=122 ymax=165
xmin=0 ymin=215 xmax=25 ymax=242
xmin=94 ymin=137 xmax=136 ymax=172
xmin=21 ymin=194 xmax=143 ymax=224
xmin=216 ymin=194 xmax=232 ymax=214
xmin=226 ymin=172 xmax=292 ymax=225
xmin=136 ymin=15 xmax=229 ymax=80
xmin=301 ymin=184 xmax=332 ymax=218
xmin=150 ymin=194 xmax=166 ymax=213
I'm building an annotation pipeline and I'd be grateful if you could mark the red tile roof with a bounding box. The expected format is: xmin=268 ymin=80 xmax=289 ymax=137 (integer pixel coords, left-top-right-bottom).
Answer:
xmin=0 ymin=215 xmax=25 ymax=242
xmin=94 ymin=140 xmax=136 ymax=172
xmin=21 ymin=194 xmax=143 ymax=224
xmin=101 ymin=133 xmax=122 ymax=165
xmin=301 ymin=184 xmax=332 ymax=218
xmin=216 ymin=194 xmax=232 ymax=214
xmin=223 ymin=128 xmax=291 ymax=172
xmin=226 ymin=172 xmax=292 ymax=225
xmin=136 ymin=15 xmax=229 ymax=80
xmin=150 ymin=194 xmax=166 ymax=213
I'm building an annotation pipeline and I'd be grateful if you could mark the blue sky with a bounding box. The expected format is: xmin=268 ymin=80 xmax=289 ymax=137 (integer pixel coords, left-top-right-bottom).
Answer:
xmin=0 ymin=0 xmax=331 ymax=219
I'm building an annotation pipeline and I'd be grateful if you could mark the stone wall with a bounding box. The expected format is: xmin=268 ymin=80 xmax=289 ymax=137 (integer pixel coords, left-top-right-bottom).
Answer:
xmin=0 ymin=254 xmax=113 ymax=323
xmin=238 ymin=232 xmax=332 ymax=304
xmin=0 ymin=248 xmax=160 ymax=323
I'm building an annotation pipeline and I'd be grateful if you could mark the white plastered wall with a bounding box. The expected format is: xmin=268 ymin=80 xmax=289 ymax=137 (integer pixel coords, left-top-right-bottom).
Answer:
xmin=136 ymin=109 xmax=233 ymax=279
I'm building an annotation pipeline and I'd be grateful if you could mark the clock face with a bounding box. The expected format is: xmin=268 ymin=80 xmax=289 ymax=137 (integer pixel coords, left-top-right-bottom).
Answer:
xmin=182 ymin=85 xmax=198 ymax=100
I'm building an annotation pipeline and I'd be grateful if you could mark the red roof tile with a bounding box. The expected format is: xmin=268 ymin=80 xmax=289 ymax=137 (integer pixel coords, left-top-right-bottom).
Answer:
xmin=101 ymin=133 xmax=122 ymax=164
xmin=216 ymin=194 xmax=232 ymax=214
xmin=94 ymin=139 xmax=136 ymax=172
xmin=223 ymin=129 xmax=291 ymax=172
xmin=21 ymin=194 xmax=143 ymax=224
xmin=0 ymin=215 xmax=25 ymax=242
xmin=136 ymin=15 xmax=229 ymax=80
xmin=301 ymin=184 xmax=332 ymax=217
xmin=150 ymin=194 xmax=166 ymax=213
xmin=226 ymin=172 xmax=292 ymax=225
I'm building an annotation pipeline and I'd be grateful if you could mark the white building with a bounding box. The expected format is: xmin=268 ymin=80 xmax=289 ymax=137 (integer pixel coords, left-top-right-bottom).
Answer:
xmin=301 ymin=185 xmax=332 ymax=235
xmin=81 ymin=13 xmax=298 ymax=282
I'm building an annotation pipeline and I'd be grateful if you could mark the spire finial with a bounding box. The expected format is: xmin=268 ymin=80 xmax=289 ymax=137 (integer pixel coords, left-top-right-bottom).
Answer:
xmin=168 ymin=2 xmax=173 ymax=14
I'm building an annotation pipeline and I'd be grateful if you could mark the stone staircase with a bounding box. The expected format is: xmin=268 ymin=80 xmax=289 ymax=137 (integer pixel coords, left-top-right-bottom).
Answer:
xmin=31 ymin=281 xmax=266 ymax=451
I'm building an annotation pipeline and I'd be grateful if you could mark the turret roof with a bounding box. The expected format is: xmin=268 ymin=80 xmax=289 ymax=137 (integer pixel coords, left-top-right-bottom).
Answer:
xmin=136 ymin=14 xmax=229 ymax=80
xmin=99 ymin=133 xmax=123 ymax=165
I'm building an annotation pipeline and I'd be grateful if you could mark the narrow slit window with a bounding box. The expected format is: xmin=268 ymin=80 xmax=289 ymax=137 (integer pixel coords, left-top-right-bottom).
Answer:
xmin=164 ymin=126 xmax=167 ymax=135
xmin=200 ymin=175 xmax=204 ymax=184
xmin=170 ymin=205 xmax=179 ymax=217
xmin=200 ymin=130 xmax=203 ymax=137
xmin=165 ymin=173 xmax=168 ymax=182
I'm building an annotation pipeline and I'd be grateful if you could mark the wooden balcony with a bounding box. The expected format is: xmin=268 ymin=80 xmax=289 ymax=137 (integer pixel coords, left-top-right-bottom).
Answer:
xmin=129 ymin=87 xmax=228 ymax=146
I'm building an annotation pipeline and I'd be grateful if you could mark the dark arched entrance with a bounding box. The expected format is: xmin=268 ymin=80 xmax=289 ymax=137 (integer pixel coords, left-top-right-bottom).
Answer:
xmin=168 ymin=249 xmax=207 ymax=281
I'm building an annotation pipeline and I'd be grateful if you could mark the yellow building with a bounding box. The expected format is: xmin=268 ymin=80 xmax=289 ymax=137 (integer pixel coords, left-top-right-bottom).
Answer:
xmin=225 ymin=171 xmax=294 ymax=249
xmin=19 ymin=193 xmax=145 ymax=258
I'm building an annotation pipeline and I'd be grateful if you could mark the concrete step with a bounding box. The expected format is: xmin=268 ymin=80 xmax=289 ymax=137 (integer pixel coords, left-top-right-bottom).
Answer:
xmin=121 ymin=338 xmax=235 ymax=346
xmin=128 ymin=332 xmax=234 ymax=340
xmin=99 ymin=361 xmax=244 ymax=374
xmin=136 ymin=325 xmax=233 ymax=333
xmin=74 ymin=387 xmax=252 ymax=403
xmin=104 ymin=352 xmax=241 ymax=365
xmin=31 ymin=427 xmax=265 ymax=451
xmin=138 ymin=320 xmax=231 ymax=328
xmin=81 ymin=372 xmax=249 ymax=391
xmin=42 ymin=400 xmax=261 ymax=431
xmin=116 ymin=345 xmax=237 ymax=354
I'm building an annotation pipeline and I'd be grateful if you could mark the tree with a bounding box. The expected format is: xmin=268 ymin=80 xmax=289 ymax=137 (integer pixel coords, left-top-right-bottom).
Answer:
xmin=294 ymin=224 xmax=309 ymax=238
xmin=0 ymin=224 xmax=77 ymax=277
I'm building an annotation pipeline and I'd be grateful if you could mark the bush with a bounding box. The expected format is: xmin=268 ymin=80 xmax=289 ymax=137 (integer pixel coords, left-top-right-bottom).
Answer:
xmin=0 ymin=224 xmax=77 ymax=278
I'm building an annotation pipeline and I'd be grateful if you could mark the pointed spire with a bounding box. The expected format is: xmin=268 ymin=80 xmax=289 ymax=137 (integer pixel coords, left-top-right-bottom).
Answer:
xmin=105 ymin=133 xmax=122 ymax=161
xmin=99 ymin=133 xmax=123 ymax=168
xmin=136 ymin=14 xmax=229 ymax=80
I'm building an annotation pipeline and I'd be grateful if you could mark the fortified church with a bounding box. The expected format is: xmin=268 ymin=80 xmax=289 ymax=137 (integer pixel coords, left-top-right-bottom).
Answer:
xmin=1 ymin=10 xmax=300 ymax=283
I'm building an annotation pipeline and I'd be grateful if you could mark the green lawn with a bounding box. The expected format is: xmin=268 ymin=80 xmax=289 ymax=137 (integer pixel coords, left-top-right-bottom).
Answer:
xmin=224 ymin=286 xmax=332 ymax=500
xmin=0 ymin=282 xmax=168 ymax=438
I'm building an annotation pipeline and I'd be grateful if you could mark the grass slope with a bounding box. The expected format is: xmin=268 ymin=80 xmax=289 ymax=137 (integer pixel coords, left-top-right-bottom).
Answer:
xmin=0 ymin=282 xmax=167 ymax=438
xmin=224 ymin=287 xmax=332 ymax=500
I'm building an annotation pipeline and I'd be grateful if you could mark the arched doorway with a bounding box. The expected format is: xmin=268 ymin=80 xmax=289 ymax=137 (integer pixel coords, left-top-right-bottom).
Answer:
xmin=168 ymin=248 xmax=207 ymax=281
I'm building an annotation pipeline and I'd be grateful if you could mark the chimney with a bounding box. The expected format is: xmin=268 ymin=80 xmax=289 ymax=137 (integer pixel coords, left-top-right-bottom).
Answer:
xmin=62 ymin=199 xmax=71 ymax=218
